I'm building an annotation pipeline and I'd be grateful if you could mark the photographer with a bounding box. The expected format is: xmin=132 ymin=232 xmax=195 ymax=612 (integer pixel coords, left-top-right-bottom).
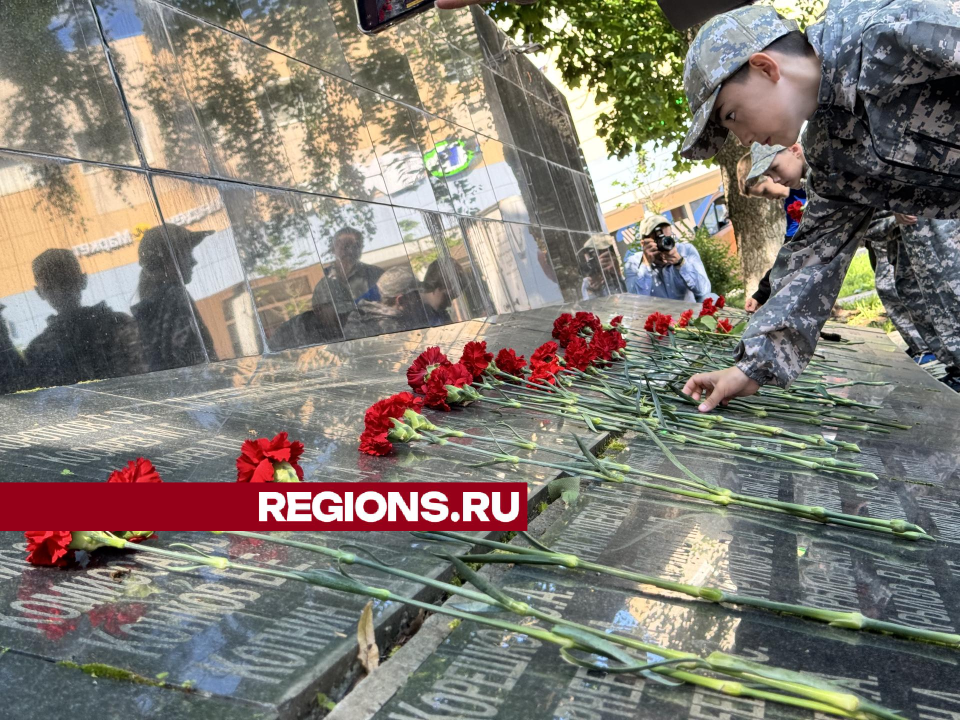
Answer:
xmin=623 ymin=215 xmax=712 ymax=303
xmin=578 ymin=235 xmax=626 ymax=300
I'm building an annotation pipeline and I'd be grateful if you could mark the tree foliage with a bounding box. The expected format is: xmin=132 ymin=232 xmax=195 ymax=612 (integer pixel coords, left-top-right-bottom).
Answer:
xmin=491 ymin=0 xmax=689 ymax=166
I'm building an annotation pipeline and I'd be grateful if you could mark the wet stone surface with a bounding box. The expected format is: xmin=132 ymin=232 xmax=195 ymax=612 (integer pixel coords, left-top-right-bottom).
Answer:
xmin=2 ymin=295 xmax=959 ymax=719
xmin=0 ymin=298 xmax=619 ymax=719
xmin=361 ymin=295 xmax=960 ymax=720
xmin=371 ymin=449 xmax=960 ymax=720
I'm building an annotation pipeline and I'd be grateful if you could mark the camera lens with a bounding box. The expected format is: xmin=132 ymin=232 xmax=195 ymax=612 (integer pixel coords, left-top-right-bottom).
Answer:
xmin=658 ymin=235 xmax=676 ymax=252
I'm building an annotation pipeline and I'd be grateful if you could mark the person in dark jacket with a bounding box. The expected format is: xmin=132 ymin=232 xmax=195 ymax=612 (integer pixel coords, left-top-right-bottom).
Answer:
xmin=25 ymin=249 xmax=145 ymax=387
xmin=132 ymin=225 xmax=214 ymax=371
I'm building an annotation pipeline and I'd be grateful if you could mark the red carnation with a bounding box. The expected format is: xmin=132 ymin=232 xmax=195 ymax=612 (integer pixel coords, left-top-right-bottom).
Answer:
xmin=574 ymin=311 xmax=602 ymax=334
xmin=564 ymin=336 xmax=597 ymax=371
xmin=643 ymin=312 xmax=673 ymax=336
xmin=25 ymin=531 xmax=75 ymax=567
xmin=424 ymin=362 xmax=474 ymax=411
xmin=552 ymin=313 xmax=573 ymax=339
xmin=359 ymin=432 xmax=393 ymax=456
xmin=406 ymin=347 xmax=451 ymax=394
xmin=359 ymin=392 xmax=425 ymax=456
xmin=609 ymin=315 xmax=623 ymax=328
xmin=529 ymin=361 xmax=561 ymax=386
xmin=787 ymin=200 xmax=804 ymax=224
xmin=590 ymin=328 xmax=626 ymax=361
xmin=108 ymin=458 xmax=162 ymax=484
xmin=716 ymin=296 xmax=726 ymax=310
xmin=459 ymin=341 xmax=493 ymax=382
xmin=699 ymin=298 xmax=717 ymax=318
xmin=494 ymin=348 xmax=527 ymax=377
xmin=363 ymin=392 xmax=423 ymax=436
xmin=677 ymin=309 xmax=694 ymax=328
xmin=531 ymin=341 xmax=559 ymax=367
xmin=716 ymin=318 xmax=734 ymax=334
xmin=555 ymin=323 xmax=579 ymax=348
xmin=237 ymin=431 xmax=305 ymax=483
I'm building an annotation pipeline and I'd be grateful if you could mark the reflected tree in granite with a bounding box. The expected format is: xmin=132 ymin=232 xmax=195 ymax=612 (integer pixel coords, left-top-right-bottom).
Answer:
xmin=0 ymin=0 xmax=136 ymax=220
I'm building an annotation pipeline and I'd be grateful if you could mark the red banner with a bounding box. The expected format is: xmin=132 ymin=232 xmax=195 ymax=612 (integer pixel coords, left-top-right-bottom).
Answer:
xmin=0 ymin=483 xmax=529 ymax=531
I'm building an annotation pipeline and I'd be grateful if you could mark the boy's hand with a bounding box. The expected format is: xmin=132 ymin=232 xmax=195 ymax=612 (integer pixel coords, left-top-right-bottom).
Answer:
xmin=744 ymin=297 xmax=760 ymax=312
xmin=894 ymin=213 xmax=918 ymax=226
xmin=682 ymin=366 xmax=761 ymax=412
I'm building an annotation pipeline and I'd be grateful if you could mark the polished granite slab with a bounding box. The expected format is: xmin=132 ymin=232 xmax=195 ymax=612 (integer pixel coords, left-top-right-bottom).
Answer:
xmin=0 ymin=297 xmax=624 ymax=719
xmin=2 ymin=295 xmax=959 ymax=719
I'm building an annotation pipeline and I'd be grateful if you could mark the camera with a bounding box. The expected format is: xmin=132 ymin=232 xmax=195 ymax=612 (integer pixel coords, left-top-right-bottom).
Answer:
xmin=579 ymin=249 xmax=601 ymax=277
xmin=652 ymin=226 xmax=676 ymax=253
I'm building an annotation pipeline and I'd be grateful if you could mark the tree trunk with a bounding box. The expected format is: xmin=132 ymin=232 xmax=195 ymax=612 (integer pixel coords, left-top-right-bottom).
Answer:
xmin=715 ymin=137 xmax=785 ymax=296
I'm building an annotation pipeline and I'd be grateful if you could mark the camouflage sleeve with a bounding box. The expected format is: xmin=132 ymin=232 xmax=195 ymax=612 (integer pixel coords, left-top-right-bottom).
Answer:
xmin=877 ymin=6 xmax=960 ymax=82
xmin=733 ymin=192 xmax=876 ymax=387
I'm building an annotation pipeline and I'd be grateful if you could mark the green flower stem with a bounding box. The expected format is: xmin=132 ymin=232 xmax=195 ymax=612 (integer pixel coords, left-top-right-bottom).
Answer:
xmin=406 ymin=412 xmax=917 ymax=538
xmin=215 ymin=531 xmax=892 ymax=718
xmin=426 ymin=532 xmax=958 ymax=648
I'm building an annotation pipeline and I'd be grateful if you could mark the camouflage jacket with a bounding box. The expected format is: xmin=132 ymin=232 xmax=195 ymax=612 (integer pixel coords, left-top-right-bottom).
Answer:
xmin=736 ymin=0 xmax=960 ymax=387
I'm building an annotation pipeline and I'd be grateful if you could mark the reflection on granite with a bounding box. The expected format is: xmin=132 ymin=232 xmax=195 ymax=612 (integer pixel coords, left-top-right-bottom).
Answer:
xmin=0 ymin=0 xmax=603 ymax=398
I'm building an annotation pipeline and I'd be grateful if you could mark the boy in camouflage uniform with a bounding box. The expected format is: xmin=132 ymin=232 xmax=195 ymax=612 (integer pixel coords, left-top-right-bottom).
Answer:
xmin=679 ymin=1 xmax=960 ymax=411
xmin=742 ymin=142 xmax=935 ymax=363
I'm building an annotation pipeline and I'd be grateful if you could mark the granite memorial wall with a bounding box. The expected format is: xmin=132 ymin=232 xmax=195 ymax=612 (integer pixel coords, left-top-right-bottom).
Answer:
xmin=0 ymin=0 xmax=614 ymax=395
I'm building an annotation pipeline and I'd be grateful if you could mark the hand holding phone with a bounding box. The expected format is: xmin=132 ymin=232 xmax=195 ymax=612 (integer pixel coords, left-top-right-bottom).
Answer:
xmin=356 ymin=0 xmax=436 ymax=34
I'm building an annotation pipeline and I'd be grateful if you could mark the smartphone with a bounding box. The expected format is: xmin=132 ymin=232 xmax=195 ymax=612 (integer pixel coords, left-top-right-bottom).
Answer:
xmin=356 ymin=0 xmax=436 ymax=35
xmin=655 ymin=0 xmax=751 ymax=30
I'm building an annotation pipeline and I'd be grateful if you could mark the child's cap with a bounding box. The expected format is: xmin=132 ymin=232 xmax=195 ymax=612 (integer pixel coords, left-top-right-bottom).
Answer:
xmin=681 ymin=6 xmax=798 ymax=161
xmin=745 ymin=142 xmax=788 ymax=184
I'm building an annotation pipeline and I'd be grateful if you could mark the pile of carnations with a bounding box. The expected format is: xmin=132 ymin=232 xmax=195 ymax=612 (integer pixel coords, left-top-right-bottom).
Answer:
xmin=643 ymin=297 xmax=741 ymax=336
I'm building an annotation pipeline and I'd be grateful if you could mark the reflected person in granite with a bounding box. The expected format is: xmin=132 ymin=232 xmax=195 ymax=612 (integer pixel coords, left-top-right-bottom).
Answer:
xmin=132 ymin=225 xmax=214 ymax=371
xmin=326 ymin=227 xmax=385 ymax=302
xmin=420 ymin=259 xmax=465 ymax=326
xmin=24 ymin=249 xmax=145 ymax=388
xmin=269 ymin=276 xmax=352 ymax=350
xmin=343 ymin=265 xmax=428 ymax=336
xmin=578 ymin=235 xmax=619 ymax=300
xmin=0 ymin=304 xmax=25 ymax=393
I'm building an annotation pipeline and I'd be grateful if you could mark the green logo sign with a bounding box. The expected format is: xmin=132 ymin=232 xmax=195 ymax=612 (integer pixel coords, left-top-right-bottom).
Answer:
xmin=424 ymin=140 xmax=474 ymax=178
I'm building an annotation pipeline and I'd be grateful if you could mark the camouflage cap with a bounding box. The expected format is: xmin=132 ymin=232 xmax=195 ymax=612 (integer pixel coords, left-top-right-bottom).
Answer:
xmin=745 ymin=142 xmax=788 ymax=184
xmin=681 ymin=6 xmax=798 ymax=160
xmin=638 ymin=214 xmax=671 ymax=238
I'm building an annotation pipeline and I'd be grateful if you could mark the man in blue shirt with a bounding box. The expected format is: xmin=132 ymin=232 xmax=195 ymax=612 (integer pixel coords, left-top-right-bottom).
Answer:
xmin=623 ymin=215 xmax=712 ymax=303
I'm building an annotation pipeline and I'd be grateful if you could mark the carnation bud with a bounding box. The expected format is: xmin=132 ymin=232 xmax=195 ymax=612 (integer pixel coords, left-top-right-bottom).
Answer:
xmin=74 ymin=531 xmax=123 ymax=551
xmin=272 ymin=462 xmax=300 ymax=483
xmin=446 ymin=384 xmax=481 ymax=404
xmin=402 ymin=409 xmax=436 ymax=431
xmin=115 ymin=531 xmax=155 ymax=541
xmin=387 ymin=419 xmax=420 ymax=443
